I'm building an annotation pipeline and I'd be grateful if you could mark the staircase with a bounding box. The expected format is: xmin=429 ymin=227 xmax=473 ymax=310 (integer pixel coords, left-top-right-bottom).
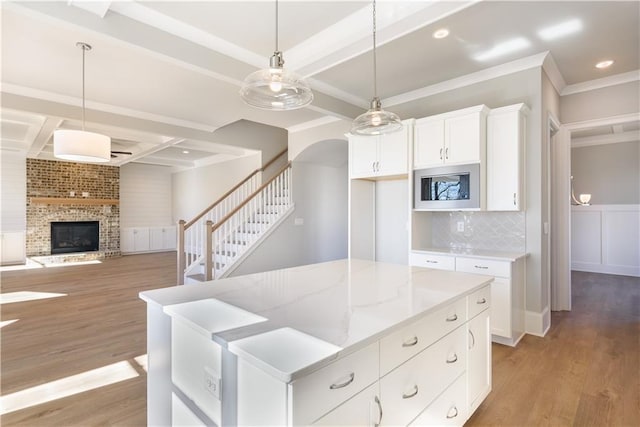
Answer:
xmin=177 ymin=153 xmax=293 ymax=284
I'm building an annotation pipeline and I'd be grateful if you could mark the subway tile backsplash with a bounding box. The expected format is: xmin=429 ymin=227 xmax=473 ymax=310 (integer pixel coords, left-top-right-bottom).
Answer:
xmin=431 ymin=211 xmax=525 ymax=252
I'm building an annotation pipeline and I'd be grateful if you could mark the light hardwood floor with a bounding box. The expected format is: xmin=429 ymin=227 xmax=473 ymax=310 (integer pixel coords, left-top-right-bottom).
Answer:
xmin=1 ymin=258 xmax=639 ymax=426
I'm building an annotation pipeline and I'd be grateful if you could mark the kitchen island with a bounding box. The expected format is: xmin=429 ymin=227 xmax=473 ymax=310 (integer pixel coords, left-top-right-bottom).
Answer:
xmin=140 ymin=258 xmax=493 ymax=426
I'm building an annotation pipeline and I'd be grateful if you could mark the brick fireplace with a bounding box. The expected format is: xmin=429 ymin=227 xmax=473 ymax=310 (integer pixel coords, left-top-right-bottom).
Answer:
xmin=26 ymin=159 xmax=120 ymax=259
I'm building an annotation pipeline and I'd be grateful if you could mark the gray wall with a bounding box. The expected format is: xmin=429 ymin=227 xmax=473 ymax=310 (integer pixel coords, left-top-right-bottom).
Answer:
xmin=560 ymin=81 xmax=640 ymax=124
xmin=572 ymin=141 xmax=640 ymax=204
xmin=232 ymin=140 xmax=349 ymax=276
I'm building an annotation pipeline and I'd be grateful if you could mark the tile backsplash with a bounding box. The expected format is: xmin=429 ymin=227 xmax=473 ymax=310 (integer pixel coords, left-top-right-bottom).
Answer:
xmin=431 ymin=211 xmax=525 ymax=252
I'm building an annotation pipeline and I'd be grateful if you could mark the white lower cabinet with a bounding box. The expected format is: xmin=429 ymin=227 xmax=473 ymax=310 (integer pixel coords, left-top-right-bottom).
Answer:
xmin=121 ymin=226 xmax=176 ymax=254
xmin=409 ymin=373 xmax=468 ymax=426
xmin=410 ymin=251 xmax=526 ymax=346
xmin=0 ymin=231 xmax=26 ymax=265
xmin=467 ymin=308 xmax=491 ymax=413
xmin=312 ymin=382 xmax=382 ymax=426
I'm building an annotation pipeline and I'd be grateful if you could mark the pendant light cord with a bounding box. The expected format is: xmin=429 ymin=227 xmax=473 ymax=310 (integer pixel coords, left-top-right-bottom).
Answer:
xmin=372 ymin=0 xmax=378 ymax=99
xmin=81 ymin=44 xmax=86 ymax=131
xmin=275 ymin=0 xmax=279 ymax=52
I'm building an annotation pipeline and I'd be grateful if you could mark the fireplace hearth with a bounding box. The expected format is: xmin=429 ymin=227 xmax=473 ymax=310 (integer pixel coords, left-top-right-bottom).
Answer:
xmin=51 ymin=221 xmax=99 ymax=254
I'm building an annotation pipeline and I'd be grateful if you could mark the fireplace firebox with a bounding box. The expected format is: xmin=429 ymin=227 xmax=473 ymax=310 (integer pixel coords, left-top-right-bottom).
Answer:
xmin=51 ymin=221 xmax=99 ymax=254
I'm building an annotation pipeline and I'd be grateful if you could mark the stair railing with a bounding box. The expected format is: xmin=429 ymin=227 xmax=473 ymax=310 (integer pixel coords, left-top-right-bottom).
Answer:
xmin=177 ymin=149 xmax=288 ymax=285
xmin=204 ymin=161 xmax=292 ymax=280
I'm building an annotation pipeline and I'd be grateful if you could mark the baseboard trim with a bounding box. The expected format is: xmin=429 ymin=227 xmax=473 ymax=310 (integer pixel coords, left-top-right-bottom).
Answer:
xmin=525 ymin=307 xmax=550 ymax=337
xmin=572 ymin=262 xmax=640 ymax=278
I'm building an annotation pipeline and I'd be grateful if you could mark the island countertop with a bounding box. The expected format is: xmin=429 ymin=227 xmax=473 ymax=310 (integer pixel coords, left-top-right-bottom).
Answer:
xmin=141 ymin=258 xmax=492 ymax=382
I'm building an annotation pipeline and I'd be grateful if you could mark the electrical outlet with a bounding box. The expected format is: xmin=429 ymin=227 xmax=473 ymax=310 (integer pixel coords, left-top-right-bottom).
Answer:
xmin=203 ymin=366 xmax=221 ymax=399
xmin=457 ymin=221 xmax=465 ymax=232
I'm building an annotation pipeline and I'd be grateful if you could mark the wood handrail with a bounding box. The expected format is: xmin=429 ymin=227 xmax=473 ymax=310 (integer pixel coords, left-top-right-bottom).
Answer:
xmin=184 ymin=148 xmax=288 ymax=228
xmin=211 ymin=162 xmax=291 ymax=233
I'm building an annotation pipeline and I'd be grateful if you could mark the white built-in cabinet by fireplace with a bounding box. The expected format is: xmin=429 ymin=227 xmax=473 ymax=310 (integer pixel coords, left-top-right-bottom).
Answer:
xmin=121 ymin=226 xmax=176 ymax=254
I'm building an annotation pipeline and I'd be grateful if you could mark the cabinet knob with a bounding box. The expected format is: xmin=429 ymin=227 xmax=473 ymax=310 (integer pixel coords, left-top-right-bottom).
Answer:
xmin=402 ymin=385 xmax=419 ymax=399
xmin=329 ymin=372 xmax=355 ymax=390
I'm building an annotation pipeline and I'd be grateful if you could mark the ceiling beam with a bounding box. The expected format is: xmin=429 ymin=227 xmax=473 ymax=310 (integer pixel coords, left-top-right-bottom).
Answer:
xmin=27 ymin=117 xmax=62 ymax=157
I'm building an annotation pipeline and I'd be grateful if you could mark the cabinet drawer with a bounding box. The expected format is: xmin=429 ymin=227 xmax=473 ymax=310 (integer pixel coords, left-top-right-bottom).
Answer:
xmin=409 ymin=252 xmax=455 ymax=271
xmin=467 ymin=285 xmax=491 ymax=319
xmin=292 ymin=342 xmax=379 ymax=426
xmin=456 ymin=257 xmax=510 ymax=277
xmin=380 ymin=326 xmax=467 ymax=427
xmin=380 ymin=297 xmax=467 ymax=375
xmin=409 ymin=373 xmax=467 ymax=426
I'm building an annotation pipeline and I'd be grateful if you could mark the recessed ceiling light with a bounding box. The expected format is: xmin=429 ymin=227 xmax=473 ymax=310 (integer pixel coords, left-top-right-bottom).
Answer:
xmin=473 ymin=37 xmax=530 ymax=62
xmin=595 ymin=60 xmax=614 ymax=69
xmin=433 ymin=28 xmax=449 ymax=39
xmin=182 ymin=150 xmax=190 ymax=154
xmin=537 ymin=19 xmax=582 ymax=41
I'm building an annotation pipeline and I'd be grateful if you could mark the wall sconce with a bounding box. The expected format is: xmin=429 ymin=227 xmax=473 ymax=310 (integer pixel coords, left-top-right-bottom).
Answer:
xmin=571 ymin=175 xmax=591 ymax=206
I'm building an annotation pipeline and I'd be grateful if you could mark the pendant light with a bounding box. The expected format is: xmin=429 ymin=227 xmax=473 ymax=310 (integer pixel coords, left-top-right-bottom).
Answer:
xmin=54 ymin=42 xmax=111 ymax=163
xmin=351 ymin=0 xmax=402 ymax=136
xmin=239 ymin=0 xmax=313 ymax=110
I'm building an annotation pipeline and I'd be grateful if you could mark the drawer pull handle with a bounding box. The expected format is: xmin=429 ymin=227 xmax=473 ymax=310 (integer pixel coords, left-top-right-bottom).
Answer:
xmin=474 ymin=265 xmax=489 ymax=269
xmin=374 ymin=395 xmax=383 ymax=427
xmin=477 ymin=297 xmax=487 ymax=304
xmin=469 ymin=330 xmax=475 ymax=349
xmin=329 ymin=372 xmax=355 ymax=390
xmin=402 ymin=336 xmax=418 ymax=347
xmin=446 ymin=406 xmax=459 ymax=419
xmin=402 ymin=385 xmax=419 ymax=399
xmin=446 ymin=353 xmax=458 ymax=364
xmin=446 ymin=314 xmax=458 ymax=322
xmin=426 ymin=260 xmax=438 ymax=264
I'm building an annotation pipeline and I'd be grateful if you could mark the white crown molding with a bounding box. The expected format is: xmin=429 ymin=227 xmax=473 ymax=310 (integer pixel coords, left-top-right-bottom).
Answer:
xmin=571 ymin=130 xmax=640 ymax=148
xmin=563 ymin=112 xmax=640 ymax=131
xmin=561 ymin=70 xmax=640 ymax=96
xmin=2 ymin=83 xmax=218 ymax=133
xmin=287 ymin=116 xmax=341 ymax=134
xmin=384 ymin=51 xmax=549 ymax=107
xmin=542 ymin=52 xmax=566 ymax=94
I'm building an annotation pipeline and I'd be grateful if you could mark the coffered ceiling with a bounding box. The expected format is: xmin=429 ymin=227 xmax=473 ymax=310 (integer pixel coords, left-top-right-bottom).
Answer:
xmin=1 ymin=1 xmax=638 ymax=170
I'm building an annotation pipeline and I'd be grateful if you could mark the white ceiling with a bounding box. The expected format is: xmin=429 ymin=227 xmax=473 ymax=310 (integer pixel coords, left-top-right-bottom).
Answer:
xmin=1 ymin=0 xmax=639 ymax=170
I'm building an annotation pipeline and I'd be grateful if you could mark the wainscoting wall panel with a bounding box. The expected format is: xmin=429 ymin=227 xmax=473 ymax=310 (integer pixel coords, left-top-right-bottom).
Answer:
xmin=571 ymin=205 xmax=640 ymax=277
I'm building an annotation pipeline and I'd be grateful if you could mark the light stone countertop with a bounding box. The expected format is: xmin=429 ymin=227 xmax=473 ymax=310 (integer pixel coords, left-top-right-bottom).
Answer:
xmin=141 ymin=258 xmax=492 ymax=382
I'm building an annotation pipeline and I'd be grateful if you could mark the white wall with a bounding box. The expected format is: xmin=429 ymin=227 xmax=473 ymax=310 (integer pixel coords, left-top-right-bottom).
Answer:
xmin=560 ymin=81 xmax=640 ymax=124
xmin=232 ymin=141 xmax=349 ymax=276
xmin=0 ymin=150 xmax=26 ymax=231
xmin=172 ymin=153 xmax=260 ymax=222
xmin=120 ymin=163 xmax=174 ymax=227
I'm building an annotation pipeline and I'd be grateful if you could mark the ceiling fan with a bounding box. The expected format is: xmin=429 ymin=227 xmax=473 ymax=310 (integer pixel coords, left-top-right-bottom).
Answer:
xmin=110 ymin=150 xmax=132 ymax=158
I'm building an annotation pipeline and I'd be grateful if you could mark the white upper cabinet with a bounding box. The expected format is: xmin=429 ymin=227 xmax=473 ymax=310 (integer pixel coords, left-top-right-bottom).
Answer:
xmin=349 ymin=120 xmax=412 ymax=179
xmin=487 ymin=104 xmax=528 ymax=211
xmin=414 ymin=105 xmax=489 ymax=169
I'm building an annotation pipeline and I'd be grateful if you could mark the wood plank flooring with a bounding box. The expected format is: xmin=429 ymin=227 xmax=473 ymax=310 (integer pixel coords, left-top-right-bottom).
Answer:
xmin=467 ymin=271 xmax=640 ymax=427
xmin=1 ymin=252 xmax=177 ymax=426
xmin=1 ymin=259 xmax=638 ymax=426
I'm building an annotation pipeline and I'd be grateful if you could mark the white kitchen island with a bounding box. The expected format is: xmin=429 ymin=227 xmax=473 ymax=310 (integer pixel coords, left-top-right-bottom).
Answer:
xmin=140 ymin=259 xmax=493 ymax=426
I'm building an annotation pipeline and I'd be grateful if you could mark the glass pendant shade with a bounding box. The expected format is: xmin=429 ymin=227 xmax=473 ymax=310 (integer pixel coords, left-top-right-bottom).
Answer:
xmin=54 ymin=129 xmax=111 ymax=163
xmin=351 ymin=97 xmax=403 ymax=136
xmin=240 ymin=52 xmax=313 ymax=110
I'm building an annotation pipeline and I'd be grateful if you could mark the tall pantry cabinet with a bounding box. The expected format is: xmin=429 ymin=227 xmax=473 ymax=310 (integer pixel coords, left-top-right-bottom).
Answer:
xmin=348 ymin=120 xmax=413 ymax=264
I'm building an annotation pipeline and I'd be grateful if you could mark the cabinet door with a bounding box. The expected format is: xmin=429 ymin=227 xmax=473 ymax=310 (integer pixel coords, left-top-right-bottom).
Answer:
xmin=313 ymin=382 xmax=381 ymax=426
xmin=163 ymin=226 xmax=177 ymax=250
xmin=409 ymin=373 xmax=467 ymax=426
xmin=133 ymin=228 xmax=150 ymax=252
xmin=120 ymin=228 xmax=135 ymax=253
xmin=414 ymin=119 xmax=445 ymax=168
xmin=487 ymin=109 xmax=523 ymax=211
xmin=350 ymin=135 xmax=379 ymax=178
xmin=0 ymin=231 xmax=26 ymax=265
xmin=149 ymin=228 xmax=164 ymax=251
xmin=490 ymin=277 xmax=511 ymax=338
xmin=377 ymin=125 xmax=408 ymax=177
xmin=444 ymin=113 xmax=482 ymax=165
xmin=467 ymin=309 xmax=491 ymax=414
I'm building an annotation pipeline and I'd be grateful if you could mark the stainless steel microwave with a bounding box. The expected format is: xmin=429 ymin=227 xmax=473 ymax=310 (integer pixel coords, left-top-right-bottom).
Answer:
xmin=414 ymin=163 xmax=481 ymax=210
